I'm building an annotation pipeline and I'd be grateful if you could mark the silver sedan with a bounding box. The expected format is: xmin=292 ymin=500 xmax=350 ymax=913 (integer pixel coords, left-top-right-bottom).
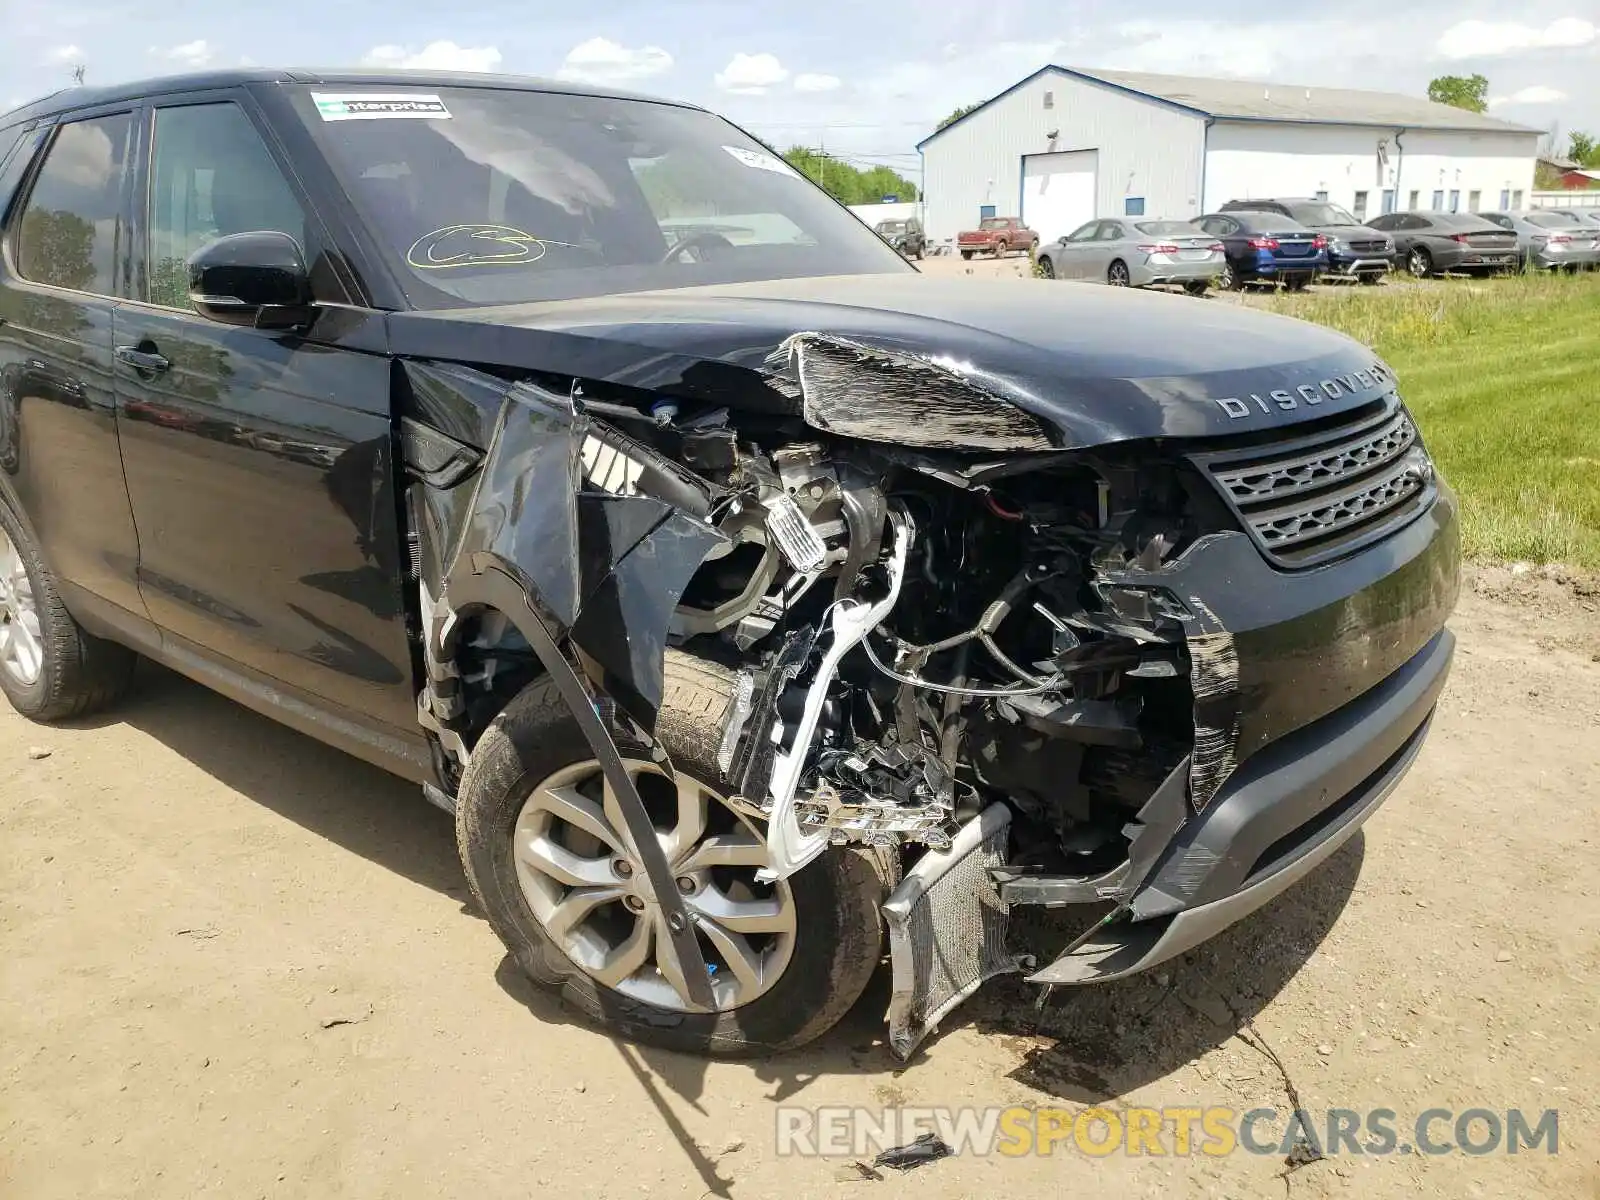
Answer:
xmin=1036 ymin=218 xmax=1225 ymax=293
xmin=1481 ymin=210 xmax=1600 ymax=271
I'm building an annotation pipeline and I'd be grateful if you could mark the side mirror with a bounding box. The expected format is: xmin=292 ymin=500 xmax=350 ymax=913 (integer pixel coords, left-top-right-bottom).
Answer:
xmin=187 ymin=231 xmax=313 ymax=330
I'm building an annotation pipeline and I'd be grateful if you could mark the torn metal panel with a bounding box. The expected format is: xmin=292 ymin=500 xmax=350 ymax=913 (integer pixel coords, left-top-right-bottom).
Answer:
xmin=1184 ymin=598 xmax=1243 ymax=813
xmin=770 ymin=332 xmax=1057 ymax=453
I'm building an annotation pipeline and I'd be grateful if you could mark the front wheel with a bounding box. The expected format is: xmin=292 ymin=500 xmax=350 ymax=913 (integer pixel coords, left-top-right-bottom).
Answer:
xmin=0 ymin=501 xmax=136 ymax=721
xmin=1407 ymin=247 xmax=1432 ymax=277
xmin=1284 ymin=274 xmax=1310 ymax=292
xmin=1358 ymin=273 xmax=1384 ymax=286
xmin=1182 ymin=280 xmax=1208 ymax=296
xmin=456 ymin=651 xmax=887 ymax=1057
xmin=960 ymin=250 xmax=974 ymax=260
xmin=1036 ymin=255 xmax=1056 ymax=279
xmin=993 ymin=240 xmax=1008 ymax=258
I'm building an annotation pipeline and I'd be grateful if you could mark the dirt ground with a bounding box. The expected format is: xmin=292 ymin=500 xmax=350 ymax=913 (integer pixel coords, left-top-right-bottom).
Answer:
xmin=3 ymin=557 xmax=1598 ymax=1200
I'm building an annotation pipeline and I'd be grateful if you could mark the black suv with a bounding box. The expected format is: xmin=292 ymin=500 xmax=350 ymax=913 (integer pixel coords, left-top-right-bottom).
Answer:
xmin=1221 ymin=198 xmax=1395 ymax=283
xmin=0 ymin=69 xmax=1458 ymax=1060
xmin=873 ymin=217 xmax=925 ymax=259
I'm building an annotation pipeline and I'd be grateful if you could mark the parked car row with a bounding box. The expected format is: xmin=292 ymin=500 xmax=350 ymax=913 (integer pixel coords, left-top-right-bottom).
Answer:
xmin=1029 ymin=195 xmax=1600 ymax=294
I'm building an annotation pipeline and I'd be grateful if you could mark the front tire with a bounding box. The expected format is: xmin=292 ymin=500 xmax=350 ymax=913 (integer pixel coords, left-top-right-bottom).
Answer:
xmin=1408 ymin=247 xmax=1432 ymax=277
xmin=1183 ymin=280 xmax=1208 ymax=296
xmin=1036 ymin=255 xmax=1056 ymax=279
xmin=456 ymin=650 xmax=887 ymax=1057
xmin=0 ymin=501 xmax=136 ymax=721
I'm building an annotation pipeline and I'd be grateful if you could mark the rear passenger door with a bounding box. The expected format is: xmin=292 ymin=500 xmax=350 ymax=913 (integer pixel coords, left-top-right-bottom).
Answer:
xmin=0 ymin=107 xmax=154 ymax=639
xmin=113 ymin=93 xmax=418 ymax=732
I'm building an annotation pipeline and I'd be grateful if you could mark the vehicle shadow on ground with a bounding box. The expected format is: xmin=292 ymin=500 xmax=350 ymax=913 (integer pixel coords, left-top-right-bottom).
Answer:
xmin=105 ymin=663 xmax=468 ymax=901
xmin=107 ymin=663 xmax=1363 ymax=1198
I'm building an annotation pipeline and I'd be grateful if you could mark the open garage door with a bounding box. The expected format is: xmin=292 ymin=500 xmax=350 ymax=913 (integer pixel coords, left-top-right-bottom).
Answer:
xmin=1022 ymin=150 xmax=1098 ymax=244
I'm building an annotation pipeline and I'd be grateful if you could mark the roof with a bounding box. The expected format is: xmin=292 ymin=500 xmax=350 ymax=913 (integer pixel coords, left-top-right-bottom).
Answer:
xmin=0 ymin=68 xmax=696 ymax=123
xmin=919 ymin=64 xmax=1542 ymax=148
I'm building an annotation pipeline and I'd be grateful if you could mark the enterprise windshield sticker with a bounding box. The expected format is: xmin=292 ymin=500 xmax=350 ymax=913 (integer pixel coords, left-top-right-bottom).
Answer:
xmin=313 ymin=93 xmax=452 ymax=121
xmin=722 ymin=145 xmax=801 ymax=178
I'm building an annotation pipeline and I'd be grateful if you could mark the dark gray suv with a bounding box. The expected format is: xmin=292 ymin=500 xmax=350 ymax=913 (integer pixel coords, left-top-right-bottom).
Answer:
xmin=1220 ymin=198 xmax=1394 ymax=283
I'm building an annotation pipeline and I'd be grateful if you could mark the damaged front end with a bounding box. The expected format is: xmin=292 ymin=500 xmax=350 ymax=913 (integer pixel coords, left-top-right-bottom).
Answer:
xmin=399 ymin=320 xmax=1458 ymax=1057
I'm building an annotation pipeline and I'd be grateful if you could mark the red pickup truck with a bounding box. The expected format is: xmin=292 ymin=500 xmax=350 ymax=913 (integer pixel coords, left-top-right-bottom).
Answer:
xmin=957 ymin=216 xmax=1039 ymax=259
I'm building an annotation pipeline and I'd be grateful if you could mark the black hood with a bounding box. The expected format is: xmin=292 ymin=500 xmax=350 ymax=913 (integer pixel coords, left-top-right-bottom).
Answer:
xmin=382 ymin=274 xmax=1394 ymax=448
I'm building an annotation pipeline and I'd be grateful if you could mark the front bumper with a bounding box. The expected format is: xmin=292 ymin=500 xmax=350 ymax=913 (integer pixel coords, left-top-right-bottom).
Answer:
xmin=1027 ymin=625 xmax=1452 ymax=983
xmin=1324 ymin=253 xmax=1393 ymax=277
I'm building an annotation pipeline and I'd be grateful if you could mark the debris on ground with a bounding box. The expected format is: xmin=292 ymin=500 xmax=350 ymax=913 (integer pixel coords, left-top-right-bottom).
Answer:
xmin=834 ymin=1161 xmax=885 ymax=1183
xmin=27 ymin=746 xmax=51 ymax=760
xmin=873 ymin=1132 xmax=954 ymax=1172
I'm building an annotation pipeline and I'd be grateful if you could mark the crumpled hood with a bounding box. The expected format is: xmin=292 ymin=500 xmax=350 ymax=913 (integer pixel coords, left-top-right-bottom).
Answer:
xmin=384 ymin=274 xmax=1395 ymax=448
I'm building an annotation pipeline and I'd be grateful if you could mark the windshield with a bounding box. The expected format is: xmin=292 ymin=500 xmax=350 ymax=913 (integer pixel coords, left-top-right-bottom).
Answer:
xmin=289 ymin=86 xmax=909 ymax=307
xmin=1133 ymin=220 xmax=1201 ymax=235
xmin=1288 ymin=202 xmax=1360 ymax=226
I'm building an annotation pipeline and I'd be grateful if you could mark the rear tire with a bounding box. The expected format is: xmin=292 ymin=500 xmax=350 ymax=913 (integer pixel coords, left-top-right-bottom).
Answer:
xmin=0 ymin=500 xmax=136 ymax=721
xmin=1218 ymin=262 xmax=1240 ymax=290
xmin=1284 ymin=275 xmax=1310 ymax=292
xmin=456 ymin=650 xmax=888 ymax=1057
xmin=1182 ymin=280 xmax=1208 ymax=296
xmin=1107 ymin=260 xmax=1130 ymax=287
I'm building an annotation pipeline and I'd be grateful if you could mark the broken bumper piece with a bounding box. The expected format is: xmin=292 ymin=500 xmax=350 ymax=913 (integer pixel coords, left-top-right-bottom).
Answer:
xmin=1026 ymin=626 xmax=1453 ymax=985
xmin=884 ymin=804 xmax=1019 ymax=1059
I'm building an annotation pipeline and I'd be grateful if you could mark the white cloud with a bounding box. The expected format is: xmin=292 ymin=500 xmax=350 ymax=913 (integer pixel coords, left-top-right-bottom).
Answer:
xmin=362 ymin=41 xmax=502 ymax=72
xmin=794 ymin=72 xmax=841 ymax=93
xmin=715 ymin=52 xmax=789 ymax=95
xmin=46 ymin=45 xmax=82 ymax=65
xmin=1488 ymin=85 xmax=1568 ymax=107
xmin=152 ymin=39 xmax=213 ymax=68
xmin=555 ymin=37 xmax=672 ymax=84
xmin=1437 ymin=18 xmax=1596 ymax=60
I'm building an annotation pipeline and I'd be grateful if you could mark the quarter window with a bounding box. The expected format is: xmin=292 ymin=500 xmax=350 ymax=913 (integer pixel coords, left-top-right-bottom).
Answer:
xmin=14 ymin=113 xmax=132 ymax=296
xmin=146 ymin=103 xmax=309 ymax=310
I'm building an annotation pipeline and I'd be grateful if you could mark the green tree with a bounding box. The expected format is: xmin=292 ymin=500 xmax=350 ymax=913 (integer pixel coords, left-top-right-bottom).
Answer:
xmin=1567 ymin=131 xmax=1599 ymax=167
xmin=18 ymin=208 xmax=96 ymax=291
xmin=1427 ymin=74 xmax=1489 ymax=113
xmin=780 ymin=147 xmax=918 ymax=205
xmin=936 ymin=103 xmax=981 ymax=132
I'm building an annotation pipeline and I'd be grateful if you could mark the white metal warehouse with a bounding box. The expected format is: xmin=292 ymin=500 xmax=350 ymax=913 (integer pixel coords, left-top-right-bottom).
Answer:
xmin=917 ymin=66 xmax=1541 ymax=245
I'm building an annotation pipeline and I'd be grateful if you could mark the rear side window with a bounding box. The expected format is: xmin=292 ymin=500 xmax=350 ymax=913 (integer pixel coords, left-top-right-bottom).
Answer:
xmin=14 ymin=113 xmax=132 ymax=296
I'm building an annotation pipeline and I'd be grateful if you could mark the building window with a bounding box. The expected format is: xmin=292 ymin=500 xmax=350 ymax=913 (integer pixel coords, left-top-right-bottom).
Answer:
xmin=1408 ymin=190 xmax=1419 ymax=210
xmin=1353 ymin=191 xmax=1368 ymax=220
xmin=1043 ymin=91 xmax=1054 ymax=109
xmin=1123 ymin=196 xmax=1145 ymax=216
xmin=1467 ymin=190 xmax=1481 ymax=212
xmin=1449 ymin=190 xmax=1460 ymax=212
xmin=1381 ymin=189 xmax=1396 ymax=214
xmin=1512 ymin=189 xmax=1524 ymax=208
xmin=979 ymin=204 xmax=996 ymax=219
xmin=1315 ymin=189 xmax=1329 ymax=200
xmin=1500 ymin=188 xmax=1510 ymax=209
xmin=1431 ymin=190 xmax=1444 ymax=210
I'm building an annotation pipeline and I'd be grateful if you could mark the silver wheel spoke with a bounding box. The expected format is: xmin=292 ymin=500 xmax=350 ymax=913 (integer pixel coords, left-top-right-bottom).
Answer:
xmin=650 ymin=910 xmax=698 ymax=1008
xmin=543 ymin=885 xmax=623 ymax=940
xmin=590 ymin=916 xmax=653 ymax=988
xmin=686 ymin=886 xmax=795 ymax=935
xmin=600 ymin=771 xmax=638 ymax=856
xmin=518 ymin=833 xmax=617 ymax=888
xmin=539 ymin=784 xmax=622 ymax=851
xmin=676 ymin=831 xmax=768 ymax=873
xmin=696 ymin=917 xmax=766 ymax=994
xmin=11 ymin=618 xmax=41 ymax=681
xmin=663 ymin=777 xmax=708 ymax=863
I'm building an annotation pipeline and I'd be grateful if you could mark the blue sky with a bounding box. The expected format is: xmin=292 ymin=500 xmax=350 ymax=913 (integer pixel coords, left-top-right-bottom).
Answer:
xmin=5 ymin=0 xmax=1597 ymax=174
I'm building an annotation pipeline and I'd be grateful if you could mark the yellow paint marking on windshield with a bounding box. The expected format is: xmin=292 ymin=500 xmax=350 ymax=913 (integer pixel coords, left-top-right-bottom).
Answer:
xmin=405 ymin=225 xmax=578 ymax=270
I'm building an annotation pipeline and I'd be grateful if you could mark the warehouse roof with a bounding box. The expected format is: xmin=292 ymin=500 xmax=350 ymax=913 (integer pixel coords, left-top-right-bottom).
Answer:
xmin=919 ymin=65 xmax=1542 ymax=147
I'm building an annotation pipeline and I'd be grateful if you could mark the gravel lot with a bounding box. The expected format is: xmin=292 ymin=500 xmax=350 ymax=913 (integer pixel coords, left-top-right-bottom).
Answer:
xmin=2 ymin=258 xmax=1596 ymax=1200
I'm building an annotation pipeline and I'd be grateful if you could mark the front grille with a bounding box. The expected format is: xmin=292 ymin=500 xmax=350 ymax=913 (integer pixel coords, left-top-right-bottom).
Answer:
xmin=1349 ymin=239 xmax=1386 ymax=252
xmin=1193 ymin=398 xmax=1435 ymax=567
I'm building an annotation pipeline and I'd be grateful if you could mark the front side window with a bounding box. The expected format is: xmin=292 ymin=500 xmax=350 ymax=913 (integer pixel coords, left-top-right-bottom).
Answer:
xmin=146 ymin=103 xmax=310 ymax=310
xmin=14 ymin=112 xmax=132 ymax=296
xmin=291 ymin=86 xmax=906 ymax=307
xmin=1063 ymin=220 xmax=1097 ymax=241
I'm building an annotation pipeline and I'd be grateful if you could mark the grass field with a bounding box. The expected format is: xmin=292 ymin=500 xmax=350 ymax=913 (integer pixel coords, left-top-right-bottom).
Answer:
xmin=1258 ymin=271 xmax=1600 ymax=569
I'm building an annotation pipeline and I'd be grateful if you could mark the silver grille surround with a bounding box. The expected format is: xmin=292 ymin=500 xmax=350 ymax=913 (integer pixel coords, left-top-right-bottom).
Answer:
xmin=1195 ymin=399 xmax=1436 ymax=567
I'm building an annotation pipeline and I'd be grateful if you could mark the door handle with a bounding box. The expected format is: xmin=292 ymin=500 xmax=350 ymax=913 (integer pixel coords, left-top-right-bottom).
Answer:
xmin=115 ymin=345 xmax=171 ymax=374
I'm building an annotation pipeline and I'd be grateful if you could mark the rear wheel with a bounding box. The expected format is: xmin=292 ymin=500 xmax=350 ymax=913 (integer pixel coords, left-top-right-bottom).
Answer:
xmin=1407 ymin=247 xmax=1432 ymax=277
xmin=1218 ymin=262 xmax=1240 ymax=290
xmin=1107 ymin=260 xmax=1130 ymax=287
xmin=456 ymin=650 xmax=888 ymax=1057
xmin=1284 ymin=274 xmax=1310 ymax=292
xmin=0 ymin=502 xmax=136 ymax=721
xmin=1182 ymin=280 xmax=1208 ymax=296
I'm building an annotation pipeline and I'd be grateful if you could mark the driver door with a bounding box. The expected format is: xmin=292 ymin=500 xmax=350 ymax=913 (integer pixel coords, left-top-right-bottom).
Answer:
xmin=113 ymin=93 xmax=419 ymax=732
xmin=1053 ymin=221 xmax=1101 ymax=279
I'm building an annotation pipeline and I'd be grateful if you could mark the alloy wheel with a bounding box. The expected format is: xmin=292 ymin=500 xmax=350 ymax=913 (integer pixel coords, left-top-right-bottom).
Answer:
xmin=1108 ymin=262 xmax=1130 ymax=286
xmin=1037 ymin=257 xmax=1055 ymax=279
xmin=1219 ymin=263 xmax=1236 ymax=290
xmin=513 ymin=759 xmax=797 ymax=1012
xmin=0 ymin=528 xmax=42 ymax=686
xmin=1409 ymin=248 xmax=1430 ymax=277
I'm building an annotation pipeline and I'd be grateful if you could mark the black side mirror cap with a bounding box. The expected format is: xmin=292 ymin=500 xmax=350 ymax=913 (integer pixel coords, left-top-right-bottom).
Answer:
xmin=187 ymin=231 xmax=314 ymax=330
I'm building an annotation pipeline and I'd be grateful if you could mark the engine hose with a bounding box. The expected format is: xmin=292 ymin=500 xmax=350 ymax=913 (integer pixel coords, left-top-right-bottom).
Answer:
xmin=861 ymin=634 xmax=1066 ymax=698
